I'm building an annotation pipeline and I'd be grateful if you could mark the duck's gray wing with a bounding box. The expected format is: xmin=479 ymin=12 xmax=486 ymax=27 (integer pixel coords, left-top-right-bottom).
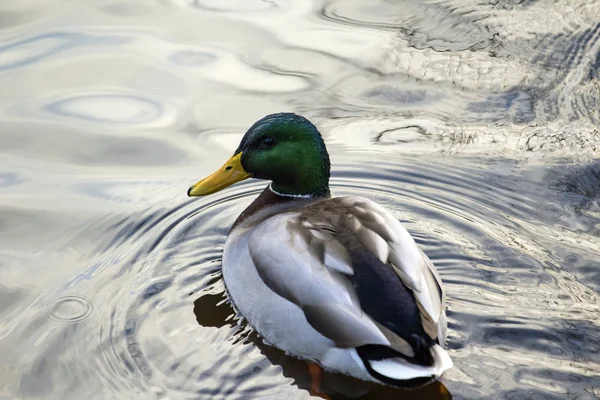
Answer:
xmin=247 ymin=211 xmax=392 ymax=349
xmin=247 ymin=196 xmax=447 ymax=358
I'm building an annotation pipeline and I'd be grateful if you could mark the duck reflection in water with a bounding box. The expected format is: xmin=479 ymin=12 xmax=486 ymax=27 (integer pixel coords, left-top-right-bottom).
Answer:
xmin=193 ymin=289 xmax=452 ymax=400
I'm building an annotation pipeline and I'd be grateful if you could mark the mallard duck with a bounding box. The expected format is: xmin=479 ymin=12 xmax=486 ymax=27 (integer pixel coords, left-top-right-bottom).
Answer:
xmin=187 ymin=113 xmax=453 ymax=392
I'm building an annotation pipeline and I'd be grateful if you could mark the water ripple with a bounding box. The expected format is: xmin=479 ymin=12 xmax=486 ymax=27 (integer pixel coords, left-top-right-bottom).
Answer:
xmin=6 ymin=90 xmax=178 ymax=128
xmin=0 ymin=31 xmax=129 ymax=72
xmin=48 ymin=295 xmax=93 ymax=323
xmin=44 ymin=94 xmax=165 ymax=125
xmin=20 ymin=153 xmax=591 ymax=399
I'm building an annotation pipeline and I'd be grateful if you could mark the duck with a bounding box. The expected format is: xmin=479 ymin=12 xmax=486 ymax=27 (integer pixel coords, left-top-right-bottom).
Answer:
xmin=187 ymin=113 xmax=453 ymax=394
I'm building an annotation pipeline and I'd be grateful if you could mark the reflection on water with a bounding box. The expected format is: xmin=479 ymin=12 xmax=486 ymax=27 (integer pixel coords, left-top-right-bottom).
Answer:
xmin=192 ymin=284 xmax=453 ymax=400
xmin=0 ymin=0 xmax=599 ymax=399
xmin=0 ymin=32 xmax=126 ymax=72
xmin=44 ymin=93 xmax=165 ymax=125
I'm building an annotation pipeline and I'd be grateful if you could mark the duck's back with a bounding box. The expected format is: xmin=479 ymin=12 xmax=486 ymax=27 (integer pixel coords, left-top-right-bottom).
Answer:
xmin=222 ymin=195 xmax=452 ymax=385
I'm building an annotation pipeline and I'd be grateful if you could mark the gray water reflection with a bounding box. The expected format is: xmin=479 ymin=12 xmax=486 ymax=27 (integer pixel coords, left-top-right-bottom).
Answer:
xmin=0 ymin=32 xmax=128 ymax=71
xmin=44 ymin=94 xmax=165 ymax=125
xmin=0 ymin=0 xmax=599 ymax=399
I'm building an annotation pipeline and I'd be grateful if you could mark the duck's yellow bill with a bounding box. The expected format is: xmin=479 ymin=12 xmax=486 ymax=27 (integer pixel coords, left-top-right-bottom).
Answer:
xmin=187 ymin=153 xmax=251 ymax=196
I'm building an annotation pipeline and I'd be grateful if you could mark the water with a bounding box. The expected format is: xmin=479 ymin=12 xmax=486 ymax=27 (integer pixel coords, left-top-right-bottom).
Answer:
xmin=1 ymin=0 xmax=599 ymax=399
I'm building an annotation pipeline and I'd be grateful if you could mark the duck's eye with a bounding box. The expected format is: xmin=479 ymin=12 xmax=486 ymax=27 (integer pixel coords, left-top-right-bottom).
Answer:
xmin=263 ymin=137 xmax=274 ymax=146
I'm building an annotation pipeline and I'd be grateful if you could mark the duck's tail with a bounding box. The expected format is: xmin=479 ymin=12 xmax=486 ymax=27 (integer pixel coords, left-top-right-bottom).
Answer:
xmin=355 ymin=344 xmax=453 ymax=388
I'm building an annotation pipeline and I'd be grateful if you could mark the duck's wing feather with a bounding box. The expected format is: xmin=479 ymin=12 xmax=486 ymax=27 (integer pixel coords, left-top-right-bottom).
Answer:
xmin=247 ymin=196 xmax=446 ymax=360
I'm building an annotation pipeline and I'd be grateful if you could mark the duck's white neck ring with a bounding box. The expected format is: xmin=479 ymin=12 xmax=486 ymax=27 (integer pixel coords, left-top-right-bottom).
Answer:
xmin=268 ymin=183 xmax=314 ymax=199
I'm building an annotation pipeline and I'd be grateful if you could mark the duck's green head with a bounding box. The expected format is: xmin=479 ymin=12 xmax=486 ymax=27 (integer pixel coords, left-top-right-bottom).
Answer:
xmin=188 ymin=113 xmax=330 ymax=197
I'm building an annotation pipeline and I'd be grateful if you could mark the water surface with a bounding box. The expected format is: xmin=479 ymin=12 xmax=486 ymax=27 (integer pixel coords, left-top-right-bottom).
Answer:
xmin=1 ymin=0 xmax=599 ymax=399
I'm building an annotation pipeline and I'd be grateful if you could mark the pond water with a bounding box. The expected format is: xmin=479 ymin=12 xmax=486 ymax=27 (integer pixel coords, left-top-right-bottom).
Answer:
xmin=1 ymin=0 xmax=600 ymax=399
